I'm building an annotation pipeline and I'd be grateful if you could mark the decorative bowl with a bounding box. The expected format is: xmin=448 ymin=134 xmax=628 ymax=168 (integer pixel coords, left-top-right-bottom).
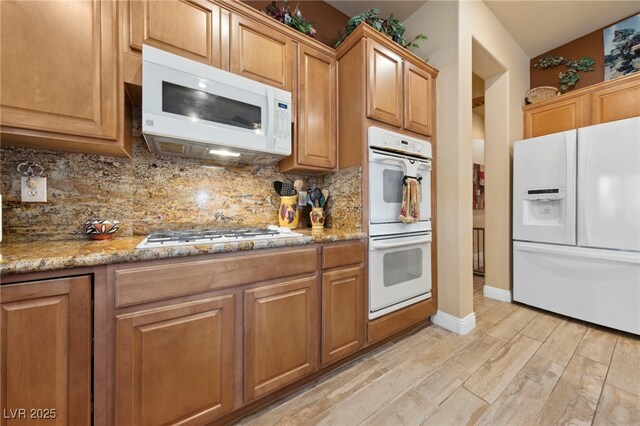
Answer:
xmin=83 ymin=219 xmax=120 ymax=240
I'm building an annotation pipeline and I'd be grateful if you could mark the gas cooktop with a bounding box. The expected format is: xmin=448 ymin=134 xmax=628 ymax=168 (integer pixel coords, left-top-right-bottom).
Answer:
xmin=136 ymin=226 xmax=302 ymax=249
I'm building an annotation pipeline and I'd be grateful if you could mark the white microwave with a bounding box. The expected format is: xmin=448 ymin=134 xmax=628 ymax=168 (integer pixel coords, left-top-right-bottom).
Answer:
xmin=142 ymin=45 xmax=292 ymax=164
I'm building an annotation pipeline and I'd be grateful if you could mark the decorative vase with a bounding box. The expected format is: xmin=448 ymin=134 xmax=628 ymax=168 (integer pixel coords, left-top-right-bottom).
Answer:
xmin=310 ymin=207 xmax=325 ymax=231
xmin=278 ymin=195 xmax=299 ymax=229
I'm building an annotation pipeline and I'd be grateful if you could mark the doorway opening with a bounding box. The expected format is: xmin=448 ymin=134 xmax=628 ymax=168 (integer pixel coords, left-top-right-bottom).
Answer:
xmin=471 ymin=72 xmax=486 ymax=305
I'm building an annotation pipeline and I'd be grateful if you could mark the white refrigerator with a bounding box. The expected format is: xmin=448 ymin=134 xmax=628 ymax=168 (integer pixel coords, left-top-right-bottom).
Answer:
xmin=513 ymin=117 xmax=640 ymax=335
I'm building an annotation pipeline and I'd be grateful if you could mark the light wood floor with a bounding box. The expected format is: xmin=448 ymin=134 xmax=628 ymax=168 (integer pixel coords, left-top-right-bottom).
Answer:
xmin=239 ymin=276 xmax=640 ymax=425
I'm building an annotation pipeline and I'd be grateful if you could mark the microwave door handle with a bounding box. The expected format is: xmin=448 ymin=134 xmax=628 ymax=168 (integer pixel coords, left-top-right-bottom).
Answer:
xmin=266 ymin=89 xmax=275 ymax=146
xmin=371 ymin=235 xmax=431 ymax=250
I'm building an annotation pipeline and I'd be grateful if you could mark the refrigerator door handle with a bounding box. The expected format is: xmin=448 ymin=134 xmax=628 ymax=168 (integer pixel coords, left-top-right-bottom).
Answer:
xmin=577 ymin=129 xmax=589 ymax=246
xmin=514 ymin=242 xmax=640 ymax=264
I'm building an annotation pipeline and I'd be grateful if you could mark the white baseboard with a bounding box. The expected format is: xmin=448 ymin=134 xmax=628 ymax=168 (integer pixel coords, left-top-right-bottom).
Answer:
xmin=431 ymin=310 xmax=476 ymax=335
xmin=483 ymin=285 xmax=513 ymax=302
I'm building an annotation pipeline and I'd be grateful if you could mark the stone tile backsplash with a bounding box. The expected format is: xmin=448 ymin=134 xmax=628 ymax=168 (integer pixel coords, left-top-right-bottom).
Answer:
xmin=1 ymin=107 xmax=361 ymax=242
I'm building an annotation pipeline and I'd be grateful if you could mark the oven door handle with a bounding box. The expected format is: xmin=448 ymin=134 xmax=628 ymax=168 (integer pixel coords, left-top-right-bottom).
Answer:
xmin=371 ymin=235 xmax=431 ymax=250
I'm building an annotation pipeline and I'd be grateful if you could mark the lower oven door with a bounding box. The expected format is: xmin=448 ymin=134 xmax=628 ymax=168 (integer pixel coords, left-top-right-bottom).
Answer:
xmin=369 ymin=232 xmax=432 ymax=319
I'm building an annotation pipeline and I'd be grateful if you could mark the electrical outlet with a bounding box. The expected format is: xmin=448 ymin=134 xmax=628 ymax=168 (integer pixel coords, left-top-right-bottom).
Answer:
xmin=21 ymin=176 xmax=47 ymax=202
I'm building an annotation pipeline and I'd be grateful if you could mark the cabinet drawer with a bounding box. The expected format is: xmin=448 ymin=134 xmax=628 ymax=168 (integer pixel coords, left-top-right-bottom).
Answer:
xmin=322 ymin=241 xmax=365 ymax=270
xmin=113 ymin=248 xmax=317 ymax=307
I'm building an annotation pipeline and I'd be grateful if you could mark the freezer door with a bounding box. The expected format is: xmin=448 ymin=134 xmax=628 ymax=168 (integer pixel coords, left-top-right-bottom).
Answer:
xmin=513 ymin=241 xmax=640 ymax=335
xmin=513 ymin=130 xmax=577 ymax=245
xmin=578 ymin=117 xmax=640 ymax=251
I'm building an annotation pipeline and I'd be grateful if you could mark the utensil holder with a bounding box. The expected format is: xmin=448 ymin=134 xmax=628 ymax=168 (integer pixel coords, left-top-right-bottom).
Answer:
xmin=310 ymin=207 xmax=325 ymax=231
xmin=278 ymin=195 xmax=299 ymax=229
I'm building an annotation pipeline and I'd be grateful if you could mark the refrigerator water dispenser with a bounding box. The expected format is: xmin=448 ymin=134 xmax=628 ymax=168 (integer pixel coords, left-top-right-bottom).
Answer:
xmin=521 ymin=187 xmax=565 ymax=226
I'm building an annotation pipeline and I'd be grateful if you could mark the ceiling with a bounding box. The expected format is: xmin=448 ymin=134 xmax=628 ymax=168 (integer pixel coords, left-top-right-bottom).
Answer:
xmin=326 ymin=1 xmax=639 ymax=59
xmin=325 ymin=1 xmax=427 ymax=21
xmin=483 ymin=1 xmax=640 ymax=58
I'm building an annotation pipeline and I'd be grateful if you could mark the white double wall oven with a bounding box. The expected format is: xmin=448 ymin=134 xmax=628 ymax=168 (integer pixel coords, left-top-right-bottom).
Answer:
xmin=368 ymin=127 xmax=433 ymax=320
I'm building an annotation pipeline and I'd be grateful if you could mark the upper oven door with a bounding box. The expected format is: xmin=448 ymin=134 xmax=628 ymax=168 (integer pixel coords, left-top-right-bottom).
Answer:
xmin=142 ymin=45 xmax=275 ymax=151
xmin=369 ymin=149 xmax=431 ymax=226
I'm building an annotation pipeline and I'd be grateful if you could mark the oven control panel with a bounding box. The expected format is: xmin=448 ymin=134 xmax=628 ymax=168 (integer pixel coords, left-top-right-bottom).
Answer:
xmin=368 ymin=126 xmax=431 ymax=158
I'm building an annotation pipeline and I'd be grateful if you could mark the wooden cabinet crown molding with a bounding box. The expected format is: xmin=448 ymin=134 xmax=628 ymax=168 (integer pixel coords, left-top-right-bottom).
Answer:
xmin=335 ymin=23 xmax=439 ymax=78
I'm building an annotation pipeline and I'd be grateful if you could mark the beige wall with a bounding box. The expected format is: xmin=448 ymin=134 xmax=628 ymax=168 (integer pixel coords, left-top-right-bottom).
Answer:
xmin=472 ymin=113 xmax=485 ymax=139
xmin=404 ymin=0 xmax=529 ymax=320
xmin=464 ymin=1 xmax=529 ymax=295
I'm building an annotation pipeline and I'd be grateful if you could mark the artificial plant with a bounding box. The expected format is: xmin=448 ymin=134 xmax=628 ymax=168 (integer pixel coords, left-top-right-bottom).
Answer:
xmin=533 ymin=55 xmax=596 ymax=92
xmin=264 ymin=1 xmax=316 ymax=38
xmin=335 ymin=8 xmax=427 ymax=50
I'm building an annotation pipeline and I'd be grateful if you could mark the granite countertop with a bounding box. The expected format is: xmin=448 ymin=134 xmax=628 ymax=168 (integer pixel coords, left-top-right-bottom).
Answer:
xmin=0 ymin=228 xmax=366 ymax=276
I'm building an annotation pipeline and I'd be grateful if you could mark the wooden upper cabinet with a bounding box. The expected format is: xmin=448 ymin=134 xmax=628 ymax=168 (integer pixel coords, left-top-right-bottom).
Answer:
xmin=367 ymin=40 xmax=404 ymax=127
xmin=230 ymin=14 xmax=293 ymax=91
xmin=523 ymin=73 xmax=640 ymax=138
xmin=322 ymin=266 xmax=365 ymax=365
xmin=524 ymin=95 xmax=588 ymax=138
xmin=590 ymin=77 xmax=640 ymax=125
xmin=1 ymin=276 xmax=92 ymax=425
xmin=129 ymin=0 xmax=221 ymax=67
xmin=404 ymin=62 xmax=433 ymax=136
xmin=294 ymin=44 xmax=337 ymax=170
xmin=0 ymin=0 xmax=129 ymax=156
xmin=115 ymin=294 xmax=236 ymax=425
xmin=244 ymin=276 xmax=318 ymax=401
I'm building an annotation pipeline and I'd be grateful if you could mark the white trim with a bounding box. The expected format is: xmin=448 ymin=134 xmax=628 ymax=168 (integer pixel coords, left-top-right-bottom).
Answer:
xmin=431 ymin=311 xmax=476 ymax=335
xmin=483 ymin=285 xmax=513 ymax=302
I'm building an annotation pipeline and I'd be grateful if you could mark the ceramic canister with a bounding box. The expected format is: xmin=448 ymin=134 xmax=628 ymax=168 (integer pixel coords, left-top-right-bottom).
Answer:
xmin=310 ymin=207 xmax=325 ymax=231
xmin=278 ymin=195 xmax=299 ymax=229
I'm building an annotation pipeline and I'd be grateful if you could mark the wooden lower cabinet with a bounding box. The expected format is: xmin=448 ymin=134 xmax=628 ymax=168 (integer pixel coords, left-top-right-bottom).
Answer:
xmin=321 ymin=266 xmax=365 ymax=365
xmin=244 ymin=276 xmax=318 ymax=401
xmin=115 ymin=294 xmax=236 ymax=425
xmin=0 ymin=276 xmax=92 ymax=425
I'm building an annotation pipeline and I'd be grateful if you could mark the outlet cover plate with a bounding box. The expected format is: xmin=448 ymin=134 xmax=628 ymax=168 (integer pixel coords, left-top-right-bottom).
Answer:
xmin=21 ymin=176 xmax=47 ymax=202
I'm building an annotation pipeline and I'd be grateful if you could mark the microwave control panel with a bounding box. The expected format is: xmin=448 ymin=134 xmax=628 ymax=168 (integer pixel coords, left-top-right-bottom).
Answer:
xmin=274 ymin=99 xmax=292 ymax=153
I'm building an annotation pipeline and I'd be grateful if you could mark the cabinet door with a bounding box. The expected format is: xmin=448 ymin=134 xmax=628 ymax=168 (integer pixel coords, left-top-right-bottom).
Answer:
xmin=1 ymin=276 xmax=92 ymax=425
xmin=590 ymin=77 xmax=640 ymax=125
xmin=230 ymin=14 xmax=293 ymax=91
xmin=523 ymin=95 xmax=589 ymax=138
xmin=297 ymin=44 xmax=337 ymax=169
xmin=404 ymin=62 xmax=433 ymax=136
xmin=0 ymin=0 xmax=118 ymax=140
xmin=129 ymin=0 xmax=221 ymax=66
xmin=115 ymin=294 xmax=235 ymax=425
xmin=366 ymin=40 xmax=403 ymax=127
xmin=244 ymin=277 xmax=318 ymax=401
xmin=322 ymin=266 xmax=365 ymax=365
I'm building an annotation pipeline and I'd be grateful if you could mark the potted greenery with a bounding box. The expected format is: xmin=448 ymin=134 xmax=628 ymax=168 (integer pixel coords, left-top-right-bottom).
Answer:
xmin=264 ymin=1 xmax=317 ymax=38
xmin=335 ymin=8 xmax=427 ymax=50
xmin=533 ymin=55 xmax=596 ymax=92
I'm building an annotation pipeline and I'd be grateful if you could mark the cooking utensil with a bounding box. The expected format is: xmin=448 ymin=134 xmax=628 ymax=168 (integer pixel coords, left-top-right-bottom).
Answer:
xmin=307 ymin=193 xmax=314 ymax=207
xmin=282 ymin=181 xmax=295 ymax=196
xmin=273 ymin=181 xmax=283 ymax=196
xmin=319 ymin=193 xmax=325 ymax=208
xmin=293 ymin=180 xmax=304 ymax=193
xmin=311 ymin=188 xmax=322 ymax=207
xmin=321 ymin=189 xmax=329 ymax=205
